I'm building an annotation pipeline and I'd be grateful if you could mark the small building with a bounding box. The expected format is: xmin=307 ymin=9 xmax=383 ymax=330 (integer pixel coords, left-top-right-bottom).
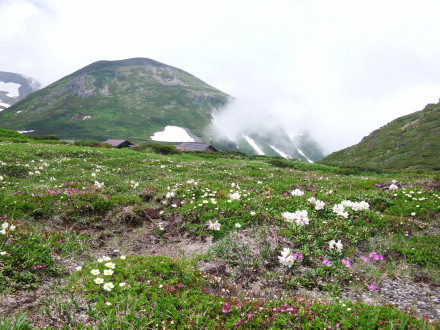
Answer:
xmin=105 ymin=139 xmax=136 ymax=148
xmin=176 ymin=142 xmax=220 ymax=152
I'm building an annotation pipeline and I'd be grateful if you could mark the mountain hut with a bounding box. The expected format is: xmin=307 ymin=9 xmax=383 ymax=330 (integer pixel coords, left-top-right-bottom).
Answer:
xmin=105 ymin=139 xmax=136 ymax=148
xmin=176 ymin=142 xmax=220 ymax=152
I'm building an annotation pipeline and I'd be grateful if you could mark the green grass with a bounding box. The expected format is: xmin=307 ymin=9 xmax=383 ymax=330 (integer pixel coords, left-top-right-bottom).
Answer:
xmin=0 ymin=139 xmax=438 ymax=327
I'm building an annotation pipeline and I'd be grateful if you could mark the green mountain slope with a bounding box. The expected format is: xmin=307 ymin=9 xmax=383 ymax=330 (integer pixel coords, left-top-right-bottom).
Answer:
xmin=320 ymin=101 xmax=440 ymax=170
xmin=0 ymin=58 xmax=229 ymax=141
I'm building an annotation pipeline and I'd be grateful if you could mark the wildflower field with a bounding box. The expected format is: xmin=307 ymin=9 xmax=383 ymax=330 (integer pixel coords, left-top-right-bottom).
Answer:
xmin=0 ymin=138 xmax=439 ymax=328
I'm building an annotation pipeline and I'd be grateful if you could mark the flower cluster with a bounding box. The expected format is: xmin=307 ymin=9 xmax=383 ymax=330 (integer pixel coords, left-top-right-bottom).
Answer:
xmin=308 ymin=197 xmax=325 ymax=210
xmin=208 ymin=220 xmax=221 ymax=231
xmin=278 ymin=247 xmax=303 ymax=267
xmin=332 ymin=200 xmax=369 ymax=218
xmin=328 ymin=239 xmax=343 ymax=252
xmin=290 ymin=189 xmax=304 ymax=196
xmin=0 ymin=222 xmax=16 ymax=235
xmin=360 ymin=252 xmax=384 ymax=263
xmin=388 ymin=183 xmax=399 ymax=191
xmin=281 ymin=210 xmax=309 ymax=226
xmin=89 ymin=255 xmax=126 ymax=291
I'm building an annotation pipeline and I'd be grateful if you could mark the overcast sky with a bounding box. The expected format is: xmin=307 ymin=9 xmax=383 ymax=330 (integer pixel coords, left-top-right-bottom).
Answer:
xmin=1 ymin=0 xmax=439 ymax=153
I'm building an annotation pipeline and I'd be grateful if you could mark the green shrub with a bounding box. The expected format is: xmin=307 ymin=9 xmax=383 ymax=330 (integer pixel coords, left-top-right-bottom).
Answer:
xmin=148 ymin=144 xmax=181 ymax=155
xmin=74 ymin=141 xmax=112 ymax=148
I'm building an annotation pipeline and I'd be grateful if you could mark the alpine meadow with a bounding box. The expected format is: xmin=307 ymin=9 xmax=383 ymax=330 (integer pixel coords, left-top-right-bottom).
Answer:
xmin=0 ymin=127 xmax=439 ymax=328
xmin=0 ymin=57 xmax=439 ymax=329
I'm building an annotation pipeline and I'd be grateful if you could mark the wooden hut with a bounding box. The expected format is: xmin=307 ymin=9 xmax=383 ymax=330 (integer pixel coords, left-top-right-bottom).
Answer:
xmin=176 ymin=142 xmax=220 ymax=152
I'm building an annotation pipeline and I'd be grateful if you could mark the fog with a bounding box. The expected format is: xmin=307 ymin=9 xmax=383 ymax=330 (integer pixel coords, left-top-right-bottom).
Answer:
xmin=1 ymin=0 xmax=440 ymax=153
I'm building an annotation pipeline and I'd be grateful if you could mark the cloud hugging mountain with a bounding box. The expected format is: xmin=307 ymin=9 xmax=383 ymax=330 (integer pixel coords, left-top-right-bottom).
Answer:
xmin=0 ymin=58 xmax=324 ymax=161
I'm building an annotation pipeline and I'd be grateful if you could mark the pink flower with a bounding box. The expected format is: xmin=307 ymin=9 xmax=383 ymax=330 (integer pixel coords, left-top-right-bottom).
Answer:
xmin=369 ymin=252 xmax=384 ymax=261
xmin=368 ymin=283 xmax=377 ymax=291
xmin=322 ymin=259 xmax=332 ymax=266
xmin=341 ymin=258 xmax=351 ymax=268
xmin=293 ymin=253 xmax=303 ymax=259
xmin=360 ymin=256 xmax=370 ymax=263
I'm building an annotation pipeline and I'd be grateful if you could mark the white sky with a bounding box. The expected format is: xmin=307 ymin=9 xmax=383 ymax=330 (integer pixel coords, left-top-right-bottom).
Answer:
xmin=1 ymin=0 xmax=439 ymax=153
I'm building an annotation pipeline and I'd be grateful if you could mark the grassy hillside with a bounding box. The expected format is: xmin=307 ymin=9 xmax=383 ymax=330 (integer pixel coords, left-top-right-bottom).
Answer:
xmin=0 ymin=58 xmax=229 ymax=142
xmin=320 ymin=102 xmax=440 ymax=170
xmin=0 ymin=135 xmax=439 ymax=327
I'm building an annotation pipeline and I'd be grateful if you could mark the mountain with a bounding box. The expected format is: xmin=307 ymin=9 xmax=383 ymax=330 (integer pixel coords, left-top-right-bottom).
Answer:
xmin=0 ymin=57 xmax=323 ymax=161
xmin=320 ymin=101 xmax=440 ymax=170
xmin=0 ymin=71 xmax=40 ymax=110
xmin=0 ymin=58 xmax=229 ymax=141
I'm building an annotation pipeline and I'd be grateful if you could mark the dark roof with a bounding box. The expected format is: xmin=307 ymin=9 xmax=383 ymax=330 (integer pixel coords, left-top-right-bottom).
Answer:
xmin=105 ymin=139 xmax=135 ymax=147
xmin=176 ymin=142 xmax=220 ymax=152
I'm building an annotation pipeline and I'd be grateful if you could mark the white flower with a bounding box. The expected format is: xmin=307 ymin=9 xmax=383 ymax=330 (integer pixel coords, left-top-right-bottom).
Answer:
xmin=291 ymin=189 xmax=304 ymax=196
xmin=332 ymin=204 xmax=349 ymax=218
xmin=91 ymin=269 xmax=100 ymax=275
xmin=328 ymin=240 xmax=343 ymax=252
xmin=94 ymin=181 xmax=104 ymax=189
xmin=1 ymin=222 xmax=9 ymax=229
xmin=94 ymin=278 xmax=104 ymax=284
xmin=0 ymin=229 xmax=6 ymax=235
xmin=0 ymin=176 xmax=3 ymax=181
xmin=308 ymin=197 xmax=325 ymax=210
xmin=0 ymin=251 xmax=6 ymax=255
xmin=314 ymin=200 xmax=326 ymax=210
xmin=103 ymin=256 xmax=111 ymax=261
xmin=119 ymin=282 xmax=126 ymax=287
xmin=235 ymin=223 xmax=242 ymax=228
xmin=9 ymin=225 xmax=16 ymax=231
xmin=105 ymin=302 xmax=112 ymax=306
xmin=279 ymin=247 xmax=291 ymax=259
xmin=103 ymin=282 xmax=115 ymax=291
xmin=229 ymin=192 xmax=241 ymax=200
xmin=75 ymin=266 xmax=82 ymax=271
xmin=103 ymin=269 xmax=114 ymax=276
xmin=411 ymin=212 xmax=416 ymax=216
xmin=105 ymin=262 xmax=115 ymax=269
xmin=120 ymin=255 xmax=126 ymax=260
xmin=165 ymin=191 xmax=175 ymax=199
xmin=388 ymin=184 xmax=399 ymax=191
xmin=278 ymin=248 xmax=295 ymax=267
xmin=281 ymin=211 xmax=295 ymax=223
xmin=207 ymin=220 xmax=221 ymax=231
xmin=282 ymin=210 xmax=309 ymax=226
xmin=350 ymin=201 xmax=369 ymax=211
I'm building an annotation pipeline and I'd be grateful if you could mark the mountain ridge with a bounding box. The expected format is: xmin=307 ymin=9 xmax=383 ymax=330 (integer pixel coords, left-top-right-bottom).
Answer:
xmin=319 ymin=101 xmax=440 ymax=170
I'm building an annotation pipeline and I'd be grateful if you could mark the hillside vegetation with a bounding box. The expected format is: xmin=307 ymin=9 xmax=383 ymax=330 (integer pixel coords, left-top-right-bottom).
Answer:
xmin=0 ymin=130 xmax=439 ymax=328
xmin=320 ymin=101 xmax=440 ymax=170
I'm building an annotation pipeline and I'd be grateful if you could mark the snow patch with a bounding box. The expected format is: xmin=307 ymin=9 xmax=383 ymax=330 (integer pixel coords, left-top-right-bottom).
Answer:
xmin=269 ymin=145 xmax=291 ymax=159
xmin=150 ymin=126 xmax=195 ymax=142
xmin=17 ymin=130 xmax=35 ymax=133
xmin=242 ymin=133 xmax=265 ymax=155
xmin=296 ymin=147 xmax=313 ymax=163
xmin=0 ymin=100 xmax=10 ymax=109
xmin=16 ymin=111 xmax=22 ymax=114
xmin=0 ymin=82 xmax=21 ymax=97
xmin=83 ymin=115 xmax=91 ymax=120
